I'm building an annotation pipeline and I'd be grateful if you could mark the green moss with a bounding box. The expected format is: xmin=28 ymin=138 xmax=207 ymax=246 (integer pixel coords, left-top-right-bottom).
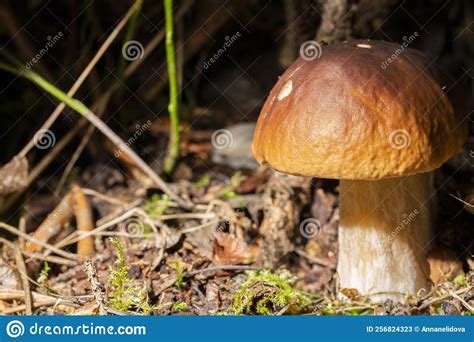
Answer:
xmin=195 ymin=175 xmax=211 ymax=188
xmin=453 ymin=274 xmax=467 ymax=287
xmin=39 ymin=261 xmax=51 ymax=279
xmin=171 ymin=302 xmax=188 ymax=311
xmin=108 ymin=238 xmax=152 ymax=313
xmin=170 ymin=259 xmax=183 ymax=288
xmin=143 ymin=194 xmax=170 ymax=218
xmin=232 ymin=270 xmax=310 ymax=315
xmin=37 ymin=261 xmax=51 ymax=294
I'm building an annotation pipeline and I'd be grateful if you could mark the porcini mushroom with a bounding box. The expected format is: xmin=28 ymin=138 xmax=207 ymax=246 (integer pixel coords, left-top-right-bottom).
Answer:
xmin=252 ymin=40 xmax=468 ymax=301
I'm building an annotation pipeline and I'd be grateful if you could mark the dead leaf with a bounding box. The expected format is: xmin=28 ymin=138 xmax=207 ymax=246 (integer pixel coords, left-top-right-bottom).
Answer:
xmin=204 ymin=282 xmax=220 ymax=313
xmin=71 ymin=301 xmax=99 ymax=315
xmin=0 ymin=156 xmax=28 ymax=195
xmin=0 ymin=255 xmax=21 ymax=289
xmin=212 ymin=232 xmax=255 ymax=265
xmin=428 ymin=247 xmax=463 ymax=284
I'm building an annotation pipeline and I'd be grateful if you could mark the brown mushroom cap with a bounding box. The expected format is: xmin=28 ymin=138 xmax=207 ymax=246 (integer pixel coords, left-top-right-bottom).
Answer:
xmin=252 ymin=40 xmax=468 ymax=180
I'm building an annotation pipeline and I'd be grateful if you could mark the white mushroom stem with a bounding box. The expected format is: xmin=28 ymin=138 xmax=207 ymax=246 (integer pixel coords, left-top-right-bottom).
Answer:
xmin=337 ymin=172 xmax=436 ymax=301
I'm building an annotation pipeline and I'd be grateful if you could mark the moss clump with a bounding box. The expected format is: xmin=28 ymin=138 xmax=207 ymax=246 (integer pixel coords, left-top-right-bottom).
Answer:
xmin=37 ymin=261 xmax=51 ymax=294
xmin=171 ymin=302 xmax=188 ymax=312
xmin=232 ymin=270 xmax=310 ymax=315
xmin=108 ymin=238 xmax=153 ymax=313
xmin=143 ymin=194 xmax=170 ymax=218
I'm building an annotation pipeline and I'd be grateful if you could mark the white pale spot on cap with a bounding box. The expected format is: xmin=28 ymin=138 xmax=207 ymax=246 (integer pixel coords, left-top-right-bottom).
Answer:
xmin=356 ymin=43 xmax=372 ymax=49
xmin=277 ymin=80 xmax=293 ymax=100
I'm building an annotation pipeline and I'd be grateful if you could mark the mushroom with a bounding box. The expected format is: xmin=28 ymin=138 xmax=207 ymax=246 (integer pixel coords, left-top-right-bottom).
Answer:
xmin=252 ymin=40 xmax=468 ymax=301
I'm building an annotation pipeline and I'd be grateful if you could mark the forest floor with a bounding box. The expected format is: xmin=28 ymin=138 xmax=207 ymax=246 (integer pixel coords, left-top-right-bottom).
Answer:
xmin=0 ymin=125 xmax=472 ymax=316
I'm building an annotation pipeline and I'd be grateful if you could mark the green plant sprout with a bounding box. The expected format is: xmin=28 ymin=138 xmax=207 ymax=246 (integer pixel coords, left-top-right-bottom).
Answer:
xmin=39 ymin=261 xmax=51 ymax=279
xmin=195 ymin=175 xmax=211 ymax=188
xmin=37 ymin=261 xmax=51 ymax=294
xmin=219 ymin=171 xmax=242 ymax=200
xmin=162 ymin=0 xmax=180 ymax=174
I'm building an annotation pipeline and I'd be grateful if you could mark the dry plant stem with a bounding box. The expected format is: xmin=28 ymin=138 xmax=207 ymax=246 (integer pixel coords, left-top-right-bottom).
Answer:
xmin=85 ymin=111 xmax=189 ymax=208
xmin=55 ymin=125 xmax=96 ymax=194
xmin=24 ymin=252 xmax=77 ymax=267
xmin=72 ymin=184 xmax=95 ymax=261
xmin=417 ymin=286 xmax=472 ymax=310
xmin=1 ymin=301 xmax=74 ymax=315
xmin=0 ymin=237 xmax=76 ymax=267
xmin=0 ymin=2 xmax=194 ymax=213
xmin=18 ymin=216 xmax=26 ymax=249
xmin=54 ymin=208 xmax=158 ymax=249
xmin=0 ymin=238 xmax=33 ymax=314
xmin=338 ymin=172 xmax=435 ymax=301
xmin=50 ymin=0 xmax=193 ymax=187
xmin=18 ymin=0 xmax=142 ymax=158
xmin=0 ymin=222 xmax=77 ymax=260
xmin=448 ymin=289 xmax=474 ymax=313
xmin=84 ymin=260 xmax=107 ymax=315
xmin=14 ymin=247 xmax=33 ymax=314
xmin=184 ymin=265 xmax=260 ymax=277
xmin=0 ymin=287 xmax=78 ymax=314
xmin=81 ymin=188 xmax=130 ymax=206
xmin=3 ymin=59 xmax=188 ymax=208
